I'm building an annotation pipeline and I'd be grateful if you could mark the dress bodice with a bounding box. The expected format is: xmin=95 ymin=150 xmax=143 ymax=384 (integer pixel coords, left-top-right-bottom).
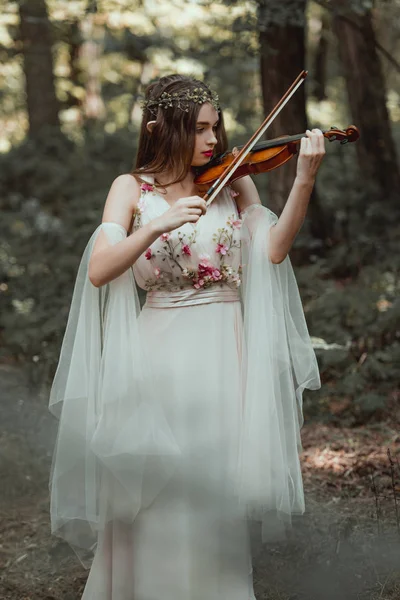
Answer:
xmin=131 ymin=176 xmax=243 ymax=294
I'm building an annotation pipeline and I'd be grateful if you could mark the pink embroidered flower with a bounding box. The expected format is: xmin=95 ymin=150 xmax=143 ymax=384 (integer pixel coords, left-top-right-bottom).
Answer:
xmin=198 ymin=260 xmax=214 ymax=276
xmin=182 ymin=244 xmax=192 ymax=256
xmin=227 ymin=216 xmax=242 ymax=229
xmin=229 ymin=187 xmax=239 ymax=198
xmin=160 ymin=233 xmax=170 ymax=242
xmin=145 ymin=248 xmax=152 ymax=260
xmin=216 ymin=243 xmax=228 ymax=255
xmin=212 ymin=269 xmax=221 ymax=280
xmin=194 ymin=278 xmax=205 ymax=289
xmin=141 ymin=182 xmax=154 ymax=192
xmin=154 ymin=267 xmax=161 ymax=278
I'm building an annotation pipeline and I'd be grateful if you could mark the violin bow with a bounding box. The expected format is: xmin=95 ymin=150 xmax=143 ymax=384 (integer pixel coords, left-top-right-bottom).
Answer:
xmin=203 ymin=69 xmax=308 ymax=208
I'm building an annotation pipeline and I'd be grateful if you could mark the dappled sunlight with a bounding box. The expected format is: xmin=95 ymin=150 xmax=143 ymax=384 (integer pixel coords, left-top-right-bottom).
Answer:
xmin=301 ymin=421 xmax=400 ymax=499
xmin=1 ymin=1 xmax=399 ymax=598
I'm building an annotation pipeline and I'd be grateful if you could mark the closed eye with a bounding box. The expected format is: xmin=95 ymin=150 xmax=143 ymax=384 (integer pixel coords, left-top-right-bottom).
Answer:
xmin=196 ymin=126 xmax=218 ymax=133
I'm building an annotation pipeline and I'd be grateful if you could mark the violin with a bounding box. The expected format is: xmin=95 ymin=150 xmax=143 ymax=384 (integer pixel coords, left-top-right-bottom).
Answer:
xmin=194 ymin=125 xmax=359 ymax=190
xmin=195 ymin=70 xmax=360 ymax=207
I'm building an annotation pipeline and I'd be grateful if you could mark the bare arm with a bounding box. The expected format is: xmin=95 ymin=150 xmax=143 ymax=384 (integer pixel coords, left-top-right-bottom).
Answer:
xmin=89 ymin=174 xmax=208 ymax=288
xmin=231 ymin=175 xmax=313 ymax=264
xmin=268 ymin=129 xmax=325 ymax=263
xmin=231 ymin=129 xmax=325 ymax=264
xmin=88 ymin=174 xmax=162 ymax=287
xmin=267 ymin=178 xmax=314 ymax=264
xmin=230 ymin=175 xmax=262 ymax=214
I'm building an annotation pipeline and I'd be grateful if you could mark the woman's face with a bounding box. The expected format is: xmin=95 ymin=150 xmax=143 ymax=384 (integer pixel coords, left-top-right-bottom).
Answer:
xmin=191 ymin=102 xmax=219 ymax=167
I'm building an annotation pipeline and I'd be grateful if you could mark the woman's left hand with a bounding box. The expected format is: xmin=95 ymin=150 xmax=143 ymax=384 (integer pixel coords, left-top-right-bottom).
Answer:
xmin=295 ymin=128 xmax=326 ymax=185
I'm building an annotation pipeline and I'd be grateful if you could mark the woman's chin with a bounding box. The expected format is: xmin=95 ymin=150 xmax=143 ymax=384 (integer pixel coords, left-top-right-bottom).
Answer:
xmin=192 ymin=155 xmax=212 ymax=167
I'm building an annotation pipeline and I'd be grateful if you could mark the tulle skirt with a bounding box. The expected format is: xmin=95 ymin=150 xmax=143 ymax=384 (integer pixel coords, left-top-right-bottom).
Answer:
xmin=48 ymin=207 xmax=321 ymax=600
xmin=81 ymin=299 xmax=256 ymax=600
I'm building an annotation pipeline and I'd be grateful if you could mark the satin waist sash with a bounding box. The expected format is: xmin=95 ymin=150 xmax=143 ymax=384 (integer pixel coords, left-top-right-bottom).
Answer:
xmin=144 ymin=285 xmax=240 ymax=308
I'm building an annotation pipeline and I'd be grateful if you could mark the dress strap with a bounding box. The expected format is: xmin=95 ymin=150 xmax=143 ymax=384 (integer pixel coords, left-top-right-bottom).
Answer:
xmin=145 ymin=286 xmax=240 ymax=308
xmin=128 ymin=173 xmax=154 ymax=235
xmin=137 ymin=172 xmax=155 ymax=185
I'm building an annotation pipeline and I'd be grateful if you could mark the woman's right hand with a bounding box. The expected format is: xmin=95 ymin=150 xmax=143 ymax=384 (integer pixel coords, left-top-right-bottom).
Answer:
xmin=153 ymin=195 xmax=207 ymax=233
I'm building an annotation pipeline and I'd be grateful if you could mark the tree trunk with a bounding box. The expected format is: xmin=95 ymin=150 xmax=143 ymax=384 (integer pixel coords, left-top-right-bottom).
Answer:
xmin=66 ymin=19 xmax=83 ymax=109
xmin=313 ymin=12 xmax=329 ymax=101
xmin=258 ymin=0 xmax=331 ymax=240
xmin=333 ymin=6 xmax=400 ymax=204
xmin=18 ymin=0 xmax=60 ymax=137
xmin=79 ymin=4 xmax=106 ymax=131
xmin=258 ymin=0 xmax=307 ymax=215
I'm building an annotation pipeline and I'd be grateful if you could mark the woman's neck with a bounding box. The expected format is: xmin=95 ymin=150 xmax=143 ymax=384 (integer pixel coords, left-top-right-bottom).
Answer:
xmin=153 ymin=169 xmax=198 ymax=197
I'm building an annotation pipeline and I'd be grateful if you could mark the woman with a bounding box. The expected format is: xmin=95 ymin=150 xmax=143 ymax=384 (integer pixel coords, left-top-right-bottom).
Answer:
xmin=48 ymin=74 xmax=324 ymax=600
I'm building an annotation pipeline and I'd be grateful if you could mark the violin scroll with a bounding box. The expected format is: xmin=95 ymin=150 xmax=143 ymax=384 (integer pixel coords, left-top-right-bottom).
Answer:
xmin=326 ymin=125 xmax=360 ymax=145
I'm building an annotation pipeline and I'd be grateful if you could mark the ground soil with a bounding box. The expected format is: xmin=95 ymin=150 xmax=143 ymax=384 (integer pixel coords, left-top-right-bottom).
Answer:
xmin=1 ymin=363 xmax=399 ymax=600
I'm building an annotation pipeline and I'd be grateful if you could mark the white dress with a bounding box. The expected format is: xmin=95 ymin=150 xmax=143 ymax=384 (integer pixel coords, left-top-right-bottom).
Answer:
xmin=48 ymin=176 xmax=321 ymax=600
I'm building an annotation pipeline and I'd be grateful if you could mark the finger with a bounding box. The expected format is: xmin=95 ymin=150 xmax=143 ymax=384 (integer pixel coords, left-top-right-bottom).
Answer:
xmin=318 ymin=130 xmax=326 ymax=155
xmin=188 ymin=208 xmax=202 ymax=216
xmin=312 ymin=128 xmax=325 ymax=155
xmin=300 ymin=136 xmax=311 ymax=155
xmin=309 ymin=128 xmax=317 ymax=148
xmin=185 ymin=196 xmax=205 ymax=207
xmin=305 ymin=129 xmax=315 ymax=152
xmin=191 ymin=198 xmax=207 ymax=214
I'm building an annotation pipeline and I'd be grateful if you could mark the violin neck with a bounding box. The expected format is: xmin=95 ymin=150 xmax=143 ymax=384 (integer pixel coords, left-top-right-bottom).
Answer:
xmin=238 ymin=130 xmax=328 ymax=152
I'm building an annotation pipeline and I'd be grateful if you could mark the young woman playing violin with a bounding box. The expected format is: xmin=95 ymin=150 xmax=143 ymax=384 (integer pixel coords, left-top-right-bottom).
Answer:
xmin=48 ymin=73 xmax=324 ymax=600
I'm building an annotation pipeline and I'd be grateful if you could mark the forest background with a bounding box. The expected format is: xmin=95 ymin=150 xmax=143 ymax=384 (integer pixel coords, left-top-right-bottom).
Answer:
xmin=0 ymin=0 xmax=399 ymax=599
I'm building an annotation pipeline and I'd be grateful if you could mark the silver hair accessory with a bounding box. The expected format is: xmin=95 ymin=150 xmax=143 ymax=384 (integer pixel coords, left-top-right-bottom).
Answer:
xmin=141 ymin=87 xmax=220 ymax=116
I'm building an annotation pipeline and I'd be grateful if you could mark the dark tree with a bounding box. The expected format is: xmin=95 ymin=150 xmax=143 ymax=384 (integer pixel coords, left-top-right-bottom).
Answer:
xmin=79 ymin=1 xmax=106 ymax=130
xmin=313 ymin=11 xmax=329 ymax=101
xmin=333 ymin=3 xmax=400 ymax=203
xmin=257 ymin=0 xmax=331 ymax=239
xmin=18 ymin=0 xmax=61 ymax=137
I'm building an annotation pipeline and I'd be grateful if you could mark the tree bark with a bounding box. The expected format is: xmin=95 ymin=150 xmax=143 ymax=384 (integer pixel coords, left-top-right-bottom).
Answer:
xmin=18 ymin=0 xmax=60 ymax=137
xmin=258 ymin=0 xmax=307 ymax=215
xmin=79 ymin=4 xmax=106 ymax=131
xmin=333 ymin=6 xmax=400 ymax=203
xmin=258 ymin=0 xmax=331 ymax=240
xmin=313 ymin=11 xmax=329 ymax=101
xmin=66 ymin=19 xmax=83 ymax=109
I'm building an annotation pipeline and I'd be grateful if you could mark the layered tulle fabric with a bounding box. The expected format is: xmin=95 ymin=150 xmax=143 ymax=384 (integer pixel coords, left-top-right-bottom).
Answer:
xmin=49 ymin=223 xmax=181 ymax=565
xmin=236 ymin=203 xmax=321 ymax=540
xmin=48 ymin=193 xmax=321 ymax=580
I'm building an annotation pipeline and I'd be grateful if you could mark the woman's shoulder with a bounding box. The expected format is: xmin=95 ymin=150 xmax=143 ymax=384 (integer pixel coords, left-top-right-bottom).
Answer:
xmin=101 ymin=174 xmax=142 ymax=233
xmin=229 ymin=175 xmax=262 ymax=214
xmin=111 ymin=173 xmax=142 ymax=196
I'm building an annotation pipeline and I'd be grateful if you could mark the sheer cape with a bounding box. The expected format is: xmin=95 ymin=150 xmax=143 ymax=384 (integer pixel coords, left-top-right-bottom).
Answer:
xmin=48 ymin=204 xmax=320 ymax=563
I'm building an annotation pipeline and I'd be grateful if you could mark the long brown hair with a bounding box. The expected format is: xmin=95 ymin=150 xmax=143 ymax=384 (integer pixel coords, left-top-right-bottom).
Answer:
xmin=131 ymin=74 xmax=228 ymax=188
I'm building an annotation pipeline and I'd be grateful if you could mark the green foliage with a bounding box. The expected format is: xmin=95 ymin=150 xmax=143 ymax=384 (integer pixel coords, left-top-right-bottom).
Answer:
xmin=0 ymin=128 xmax=137 ymax=383
xmin=0 ymin=0 xmax=399 ymax=427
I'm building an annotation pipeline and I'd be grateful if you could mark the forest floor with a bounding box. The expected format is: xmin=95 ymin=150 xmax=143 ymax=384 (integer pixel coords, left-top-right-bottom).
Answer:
xmin=0 ymin=363 xmax=399 ymax=600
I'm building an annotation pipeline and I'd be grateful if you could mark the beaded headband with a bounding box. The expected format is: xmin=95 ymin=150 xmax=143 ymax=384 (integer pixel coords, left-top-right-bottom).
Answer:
xmin=141 ymin=87 xmax=220 ymax=116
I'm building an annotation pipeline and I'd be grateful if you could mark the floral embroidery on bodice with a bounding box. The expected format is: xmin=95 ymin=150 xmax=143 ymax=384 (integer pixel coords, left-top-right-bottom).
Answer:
xmin=131 ymin=176 xmax=242 ymax=293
